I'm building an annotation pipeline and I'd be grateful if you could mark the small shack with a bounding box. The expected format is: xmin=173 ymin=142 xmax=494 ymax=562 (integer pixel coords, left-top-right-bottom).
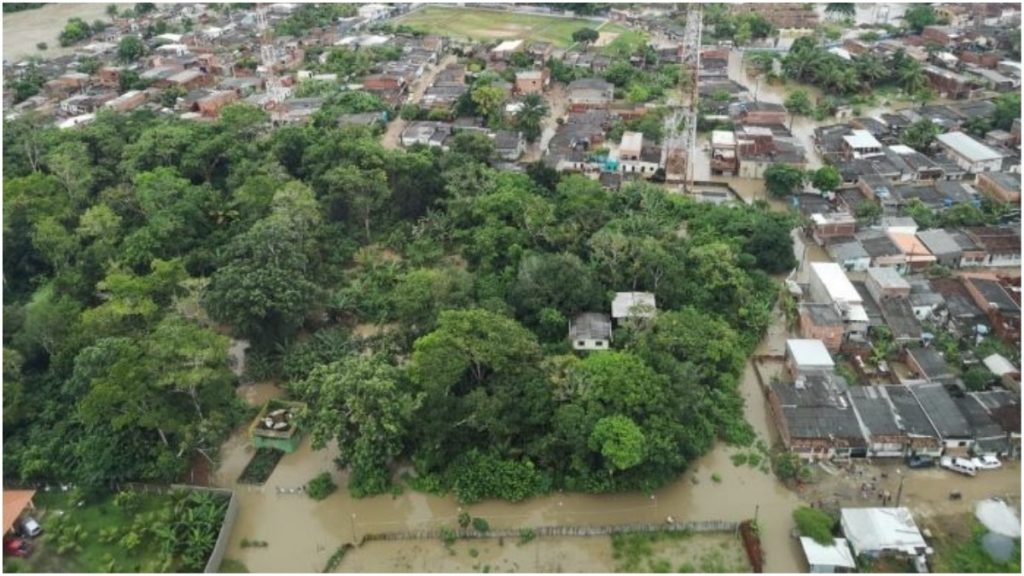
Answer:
xmin=570 ymin=312 xmax=612 ymax=351
xmin=799 ymin=537 xmax=857 ymax=573
xmin=249 ymin=399 xmax=307 ymax=453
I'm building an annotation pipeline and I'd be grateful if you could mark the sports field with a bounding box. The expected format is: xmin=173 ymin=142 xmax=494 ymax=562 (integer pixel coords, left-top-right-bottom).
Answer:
xmin=396 ymin=5 xmax=627 ymax=48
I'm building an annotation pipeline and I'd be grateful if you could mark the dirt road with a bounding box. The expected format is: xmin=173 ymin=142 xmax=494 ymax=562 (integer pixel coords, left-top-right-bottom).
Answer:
xmin=381 ymin=54 xmax=458 ymax=150
xmin=522 ymin=82 xmax=568 ymax=163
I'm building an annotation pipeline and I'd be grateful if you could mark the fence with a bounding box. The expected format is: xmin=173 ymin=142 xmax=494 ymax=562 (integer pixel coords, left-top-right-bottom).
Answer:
xmin=360 ymin=519 xmax=739 ymax=544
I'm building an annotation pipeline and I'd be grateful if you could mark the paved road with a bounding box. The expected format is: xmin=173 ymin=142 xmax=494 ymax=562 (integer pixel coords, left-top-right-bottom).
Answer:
xmin=381 ymin=54 xmax=458 ymax=150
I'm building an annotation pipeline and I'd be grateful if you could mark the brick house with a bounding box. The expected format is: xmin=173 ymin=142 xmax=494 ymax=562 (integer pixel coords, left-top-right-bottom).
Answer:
xmin=194 ymin=90 xmax=238 ymax=117
xmin=514 ymin=69 xmax=548 ymax=95
xmin=799 ymin=304 xmax=845 ymax=353
xmin=963 ymin=275 xmax=1021 ymax=345
xmin=975 ymin=172 xmax=1021 ymax=203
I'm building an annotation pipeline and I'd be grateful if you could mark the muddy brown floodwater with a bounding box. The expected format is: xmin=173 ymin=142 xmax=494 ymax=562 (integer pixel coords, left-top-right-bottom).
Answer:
xmin=2 ymin=3 xmax=123 ymax=61
xmin=218 ymin=302 xmax=808 ymax=573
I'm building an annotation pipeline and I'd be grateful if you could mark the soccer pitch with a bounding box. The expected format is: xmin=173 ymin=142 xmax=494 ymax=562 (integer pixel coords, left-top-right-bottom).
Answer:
xmin=395 ymin=5 xmax=624 ymax=48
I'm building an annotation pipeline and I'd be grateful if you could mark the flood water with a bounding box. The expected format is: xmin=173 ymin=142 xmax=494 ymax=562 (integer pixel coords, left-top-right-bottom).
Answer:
xmin=216 ymin=300 xmax=808 ymax=573
xmin=2 ymin=3 xmax=122 ymax=61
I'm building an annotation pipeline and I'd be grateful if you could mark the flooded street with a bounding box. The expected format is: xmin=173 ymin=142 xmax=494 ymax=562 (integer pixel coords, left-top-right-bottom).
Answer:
xmin=2 ymin=3 xmax=119 ymax=61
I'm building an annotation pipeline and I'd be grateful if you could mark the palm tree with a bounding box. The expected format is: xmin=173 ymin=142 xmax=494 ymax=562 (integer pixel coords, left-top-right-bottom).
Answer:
xmin=515 ymin=93 xmax=549 ymax=144
xmin=898 ymin=60 xmax=927 ymax=94
xmin=855 ymin=54 xmax=888 ymax=86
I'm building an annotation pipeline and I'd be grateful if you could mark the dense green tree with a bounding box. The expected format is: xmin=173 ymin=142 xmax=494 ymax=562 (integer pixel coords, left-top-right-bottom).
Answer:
xmin=901 ymin=118 xmax=940 ymax=151
xmin=204 ymin=183 xmax=323 ymax=343
xmin=589 ymin=415 xmax=646 ymax=472
xmin=293 ymin=355 xmax=420 ymax=497
xmin=571 ymin=27 xmax=600 ymax=44
xmin=764 ymin=164 xmax=806 ymax=197
xmin=904 ymin=4 xmax=937 ymax=33
xmin=811 ymin=166 xmax=841 ymax=193
xmin=117 ymin=35 xmax=146 ymax=63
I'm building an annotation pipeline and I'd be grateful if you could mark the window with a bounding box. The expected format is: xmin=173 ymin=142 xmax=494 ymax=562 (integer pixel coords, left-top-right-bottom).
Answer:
xmin=596 ymin=341 xmax=605 ymax=347
xmin=577 ymin=341 xmax=585 ymax=347
xmin=958 ymin=441 xmax=967 ymax=447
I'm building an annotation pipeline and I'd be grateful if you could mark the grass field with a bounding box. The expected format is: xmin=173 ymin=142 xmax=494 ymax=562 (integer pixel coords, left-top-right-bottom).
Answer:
xmin=396 ymin=6 xmax=622 ymax=48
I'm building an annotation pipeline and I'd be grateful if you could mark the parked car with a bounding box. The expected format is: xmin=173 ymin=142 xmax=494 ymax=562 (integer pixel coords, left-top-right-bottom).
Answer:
xmin=16 ymin=517 xmax=42 ymax=539
xmin=906 ymin=454 xmax=935 ymax=469
xmin=940 ymin=456 xmax=977 ymax=477
xmin=971 ymin=454 xmax=1002 ymax=470
xmin=3 ymin=537 xmax=32 ymax=558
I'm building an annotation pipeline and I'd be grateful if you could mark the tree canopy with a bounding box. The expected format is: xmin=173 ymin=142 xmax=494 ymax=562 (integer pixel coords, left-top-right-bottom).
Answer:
xmin=3 ymin=103 xmax=788 ymax=501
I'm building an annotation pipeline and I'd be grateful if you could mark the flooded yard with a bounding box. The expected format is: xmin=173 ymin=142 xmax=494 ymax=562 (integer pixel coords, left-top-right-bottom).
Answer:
xmin=2 ymin=3 xmax=119 ymax=61
xmin=341 ymin=530 xmax=750 ymax=572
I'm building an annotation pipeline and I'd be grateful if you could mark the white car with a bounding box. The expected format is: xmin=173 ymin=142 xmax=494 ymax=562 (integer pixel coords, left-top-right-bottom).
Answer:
xmin=971 ymin=455 xmax=1002 ymax=470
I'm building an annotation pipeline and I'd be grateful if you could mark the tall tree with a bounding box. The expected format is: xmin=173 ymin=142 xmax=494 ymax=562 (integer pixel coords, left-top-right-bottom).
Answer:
xmin=293 ymin=355 xmax=421 ymax=497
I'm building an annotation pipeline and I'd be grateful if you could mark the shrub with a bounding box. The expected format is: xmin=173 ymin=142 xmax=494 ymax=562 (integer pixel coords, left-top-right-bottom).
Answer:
xmin=710 ymin=473 xmax=722 ymax=483
xmin=458 ymin=511 xmax=471 ymax=528
xmin=793 ymin=506 xmax=835 ymax=545
xmin=472 ymin=517 xmax=490 ymax=533
xmin=307 ymin=472 xmax=338 ymax=501
xmin=440 ymin=526 xmax=457 ymax=546
xmin=36 ymin=42 xmax=47 ymax=50
xmin=518 ymin=528 xmax=536 ymax=545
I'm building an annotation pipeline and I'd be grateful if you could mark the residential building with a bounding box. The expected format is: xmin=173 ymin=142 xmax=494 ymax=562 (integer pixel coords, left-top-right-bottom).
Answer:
xmin=910 ymin=383 xmax=974 ymax=452
xmin=848 ymin=386 xmax=907 ymax=458
xmin=885 ymin=385 xmax=942 ymax=457
xmin=400 ymin=121 xmax=454 ymax=148
xmin=866 ymin=267 xmax=911 ymax=303
xmin=729 ymin=101 xmax=787 ymax=126
xmin=916 ymin=229 xmax=963 ymax=268
xmin=494 ymin=130 xmax=525 ymax=161
xmin=799 ymin=538 xmax=857 ymax=574
xmin=611 ymin=292 xmax=657 ymax=321
xmin=786 ymin=339 xmax=836 ymax=377
xmin=904 ymin=347 xmax=955 ymax=385
xmin=566 ymin=78 xmax=614 ymax=111
xmin=799 ymin=304 xmax=845 ymax=353
xmin=966 ymin=227 xmax=1021 ymax=268
xmin=768 ymin=373 xmax=866 ymax=459
xmin=963 ymin=275 xmax=1021 ymax=344
xmin=975 ymin=171 xmax=1021 ymax=203
xmin=936 ymin=131 xmax=1005 ymax=173
xmin=887 ymin=232 xmax=937 ymax=273
xmin=810 ymin=213 xmax=857 ymax=246
xmin=840 ymin=508 xmax=929 ymax=560
xmin=569 ymin=312 xmax=612 ymax=351
xmin=827 ymin=240 xmax=871 ymax=272
xmin=514 ymin=69 xmax=548 ymax=94
xmin=808 ymin=262 xmax=869 ymax=336
xmin=842 ymin=130 xmax=884 ymax=160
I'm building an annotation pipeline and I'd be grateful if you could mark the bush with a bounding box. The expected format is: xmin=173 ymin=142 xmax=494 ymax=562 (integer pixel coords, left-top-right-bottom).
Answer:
xmin=307 ymin=472 xmax=338 ymax=501
xmin=472 ymin=517 xmax=490 ymax=533
xmin=793 ymin=506 xmax=835 ymax=545
xmin=458 ymin=511 xmax=471 ymax=528
xmin=440 ymin=526 xmax=457 ymax=546
xmin=36 ymin=42 xmax=47 ymax=50
xmin=518 ymin=528 xmax=536 ymax=545
xmin=446 ymin=449 xmax=549 ymax=504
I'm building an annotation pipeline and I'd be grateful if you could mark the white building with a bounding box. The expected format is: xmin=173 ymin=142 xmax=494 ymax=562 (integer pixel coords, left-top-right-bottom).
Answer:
xmin=786 ymin=339 xmax=836 ymax=376
xmin=611 ymin=292 xmax=657 ymax=321
xmin=357 ymin=3 xmax=393 ymax=21
xmin=808 ymin=262 xmax=868 ymax=327
xmin=569 ymin=312 xmax=612 ymax=351
xmin=799 ymin=537 xmax=857 ymax=573
xmin=843 ymin=130 xmax=884 ymax=159
xmin=840 ymin=507 xmax=930 ymax=559
xmin=936 ymin=132 xmax=1005 ymax=174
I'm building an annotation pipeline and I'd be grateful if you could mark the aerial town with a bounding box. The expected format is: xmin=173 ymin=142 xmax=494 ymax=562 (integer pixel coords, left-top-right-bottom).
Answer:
xmin=1 ymin=2 xmax=1021 ymax=574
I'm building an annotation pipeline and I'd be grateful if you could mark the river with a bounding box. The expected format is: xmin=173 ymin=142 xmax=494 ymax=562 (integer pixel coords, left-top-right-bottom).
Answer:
xmin=2 ymin=3 xmax=127 ymax=61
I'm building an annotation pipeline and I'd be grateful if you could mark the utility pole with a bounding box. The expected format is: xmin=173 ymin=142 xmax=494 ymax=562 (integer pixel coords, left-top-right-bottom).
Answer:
xmin=894 ymin=469 xmax=905 ymax=508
